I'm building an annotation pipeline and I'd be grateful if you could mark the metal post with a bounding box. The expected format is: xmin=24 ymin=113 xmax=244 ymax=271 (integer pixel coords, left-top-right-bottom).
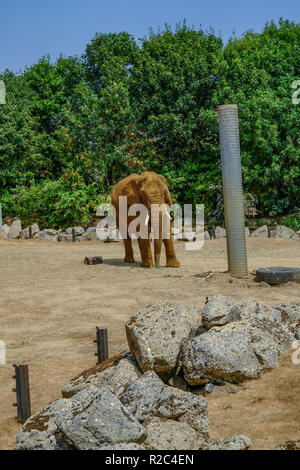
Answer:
xmin=94 ymin=328 xmax=108 ymax=364
xmin=72 ymin=228 xmax=76 ymax=243
xmin=217 ymin=104 xmax=248 ymax=277
xmin=28 ymin=226 xmax=32 ymax=239
xmin=12 ymin=364 xmax=31 ymax=421
xmin=0 ymin=203 xmax=2 ymax=229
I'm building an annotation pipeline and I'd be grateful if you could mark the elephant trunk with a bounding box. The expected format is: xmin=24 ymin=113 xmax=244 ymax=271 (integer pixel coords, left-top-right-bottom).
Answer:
xmin=150 ymin=198 xmax=163 ymax=268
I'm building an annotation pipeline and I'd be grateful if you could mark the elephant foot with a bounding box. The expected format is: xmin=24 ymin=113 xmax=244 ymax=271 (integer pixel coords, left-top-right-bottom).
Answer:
xmin=140 ymin=259 xmax=154 ymax=268
xmin=124 ymin=256 xmax=135 ymax=263
xmin=166 ymin=257 xmax=180 ymax=268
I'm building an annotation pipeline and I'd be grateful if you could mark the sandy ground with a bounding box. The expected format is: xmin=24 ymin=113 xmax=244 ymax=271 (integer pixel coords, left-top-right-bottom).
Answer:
xmin=0 ymin=237 xmax=299 ymax=450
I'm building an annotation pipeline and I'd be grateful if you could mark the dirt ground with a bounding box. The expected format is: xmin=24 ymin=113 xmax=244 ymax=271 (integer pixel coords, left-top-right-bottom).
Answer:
xmin=0 ymin=237 xmax=299 ymax=450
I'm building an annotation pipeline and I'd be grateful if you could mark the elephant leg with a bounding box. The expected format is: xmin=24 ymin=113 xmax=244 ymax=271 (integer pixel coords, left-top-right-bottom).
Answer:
xmin=123 ymin=238 xmax=135 ymax=263
xmin=138 ymin=238 xmax=154 ymax=268
xmin=164 ymin=227 xmax=180 ymax=267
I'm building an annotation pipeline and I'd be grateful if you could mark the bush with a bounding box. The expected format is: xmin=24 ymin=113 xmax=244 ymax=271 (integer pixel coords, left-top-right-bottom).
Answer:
xmin=280 ymin=213 xmax=300 ymax=232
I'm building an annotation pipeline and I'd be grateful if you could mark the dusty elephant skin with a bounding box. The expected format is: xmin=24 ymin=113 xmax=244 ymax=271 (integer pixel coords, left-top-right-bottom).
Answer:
xmin=111 ymin=171 xmax=180 ymax=268
xmin=126 ymin=301 xmax=201 ymax=378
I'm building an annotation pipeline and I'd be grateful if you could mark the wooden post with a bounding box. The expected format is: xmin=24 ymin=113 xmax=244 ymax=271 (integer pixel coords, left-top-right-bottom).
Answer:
xmin=13 ymin=364 xmax=31 ymax=422
xmin=94 ymin=328 xmax=108 ymax=364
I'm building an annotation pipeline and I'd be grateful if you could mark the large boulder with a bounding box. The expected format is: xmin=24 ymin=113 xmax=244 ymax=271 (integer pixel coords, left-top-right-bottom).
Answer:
xmin=62 ymin=352 xmax=142 ymax=398
xmin=66 ymin=226 xmax=84 ymax=236
xmin=0 ymin=224 xmax=9 ymax=239
xmin=202 ymin=295 xmax=239 ymax=328
xmin=250 ymin=225 xmax=269 ymax=238
xmin=55 ymin=386 xmax=146 ymax=450
xmin=291 ymin=230 xmax=300 ymax=240
xmin=183 ymin=302 xmax=293 ymax=385
xmin=126 ymin=302 xmax=201 ymax=378
xmin=80 ymin=227 xmax=98 ymax=241
xmin=214 ymin=227 xmax=226 ymax=239
xmin=120 ymin=371 xmax=209 ymax=448
xmin=144 ymin=418 xmax=201 ymax=450
xmin=16 ymin=398 xmax=74 ymax=450
xmin=183 ymin=328 xmax=262 ymax=385
xmin=33 ymin=229 xmax=60 ymax=242
xmin=270 ymin=225 xmax=294 ymax=239
xmin=58 ymin=232 xmax=73 ymax=242
xmin=208 ymin=434 xmax=252 ymax=450
xmin=8 ymin=220 xmax=22 ymax=239
xmin=21 ymin=224 xmax=40 ymax=239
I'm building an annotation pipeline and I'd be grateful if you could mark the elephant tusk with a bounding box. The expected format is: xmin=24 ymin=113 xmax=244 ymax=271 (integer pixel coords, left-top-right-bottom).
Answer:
xmin=164 ymin=206 xmax=172 ymax=220
xmin=145 ymin=213 xmax=149 ymax=226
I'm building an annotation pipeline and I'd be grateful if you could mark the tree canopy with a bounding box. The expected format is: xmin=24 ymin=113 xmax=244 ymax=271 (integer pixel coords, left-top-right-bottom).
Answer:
xmin=0 ymin=19 xmax=299 ymax=228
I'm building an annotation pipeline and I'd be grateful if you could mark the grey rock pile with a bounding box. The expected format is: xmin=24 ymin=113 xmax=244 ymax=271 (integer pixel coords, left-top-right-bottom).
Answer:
xmin=16 ymin=297 xmax=299 ymax=451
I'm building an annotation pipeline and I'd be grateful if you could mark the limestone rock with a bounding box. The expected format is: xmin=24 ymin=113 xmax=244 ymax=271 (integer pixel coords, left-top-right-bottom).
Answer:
xmin=183 ymin=329 xmax=262 ymax=385
xmin=55 ymin=386 xmax=146 ymax=450
xmin=8 ymin=220 xmax=22 ymax=239
xmin=270 ymin=225 xmax=294 ymax=239
xmin=58 ymin=232 xmax=73 ymax=242
xmin=215 ymin=227 xmax=226 ymax=238
xmin=21 ymin=223 xmax=40 ymax=239
xmin=16 ymin=398 xmax=74 ymax=450
xmin=99 ymin=443 xmax=146 ymax=450
xmin=291 ymin=230 xmax=300 ymax=240
xmin=33 ymin=229 xmax=60 ymax=242
xmin=120 ymin=371 xmax=209 ymax=447
xmin=80 ymin=227 xmax=98 ymax=241
xmin=0 ymin=224 xmax=9 ymax=239
xmin=62 ymin=352 xmax=142 ymax=398
xmin=66 ymin=226 xmax=84 ymax=236
xmin=208 ymin=434 xmax=252 ymax=450
xmin=126 ymin=302 xmax=201 ymax=378
xmin=202 ymin=294 xmax=239 ymax=328
xmin=250 ymin=225 xmax=269 ymax=238
xmin=144 ymin=418 xmax=202 ymax=450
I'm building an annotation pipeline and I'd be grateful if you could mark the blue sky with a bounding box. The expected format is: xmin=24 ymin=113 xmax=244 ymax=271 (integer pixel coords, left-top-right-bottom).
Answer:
xmin=1 ymin=0 xmax=299 ymax=73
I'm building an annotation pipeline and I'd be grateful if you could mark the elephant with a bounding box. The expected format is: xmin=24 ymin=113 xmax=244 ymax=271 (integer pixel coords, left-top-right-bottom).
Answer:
xmin=111 ymin=172 xmax=180 ymax=268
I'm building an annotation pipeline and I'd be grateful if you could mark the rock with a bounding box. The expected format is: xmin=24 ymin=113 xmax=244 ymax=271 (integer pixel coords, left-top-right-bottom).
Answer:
xmin=202 ymin=294 xmax=239 ymax=328
xmin=272 ymin=303 xmax=300 ymax=323
xmin=275 ymin=440 xmax=300 ymax=450
xmin=62 ymin=352 xmax=142 ymax=398
xmin=99 ymin=443 xmax=146 ymax=450
xmin=245 ymin=227 xmax=250 ymax=237
xmin=182 ymin=329 xmax=262 ymax=385
xmin=270 ymin=225 xmax=294 ymax=239
xmin=144 ymin=418 xmax=201 ymax=450
xmin=96 ymin=227 xmax=110 ymax=242
xmin=80 ymin=227 xmax=98 ymax=241
xmin=250 ymin=225 xmax=269 ymax=238
xmin=215 ymin=227 xmax=226 ymax=238
xmin=291 ymin=230 xmax=300 ymax=240
xmin=33 ymin=229 xmax=60 ymax=242
xmin=66 ymin=226 xmax=84 ymax=236
xmin=126 ymin=302 xmax=201 ymax=378
xmin=0 ymin=224 xmax=9 ymax=239
xmin=181 ymin=231 xmax=196 ymax=242
xmin=172 ymin=228 xmax=181 ymax=236
xmin=120 ymin=371 xmax=209 ymax=447
xmin=204 ymin=383 xmax=218 ymax=394
xmin=8 ymin=220 xmax=22 ymax=239
xmin=204 ymin=231 xmax=210 ymax=240
xmin=16 ymin=398 xmax=74 ymax=450
xmin=183 ymin=302 xmax=293 ymax=385
xmin=109 ymin=228 xmax=122 ymax=242
xmin=21 ymin=224 xmax=40 ymax=239
xmin=58 ymin=232 xmax=73 ymax=242
xmin=56 ymin=386 xmax=146 ymax=450
xmin=208 ymin=434 xmax=252 ymax=450
xmin=295 ymin=328 xmax=300 ymax=340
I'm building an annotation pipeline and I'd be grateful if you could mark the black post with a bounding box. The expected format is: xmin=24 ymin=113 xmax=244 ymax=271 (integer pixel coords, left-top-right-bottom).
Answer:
xmin=94 ymin=328 xmax=108 ymax=364
xmin=13 ymin=364 xmax=31 ymax=421
xmin=72 ymin=228 xmax=76 ymax=242
xmin=28 ymin=226 xmax=32 ymax=239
